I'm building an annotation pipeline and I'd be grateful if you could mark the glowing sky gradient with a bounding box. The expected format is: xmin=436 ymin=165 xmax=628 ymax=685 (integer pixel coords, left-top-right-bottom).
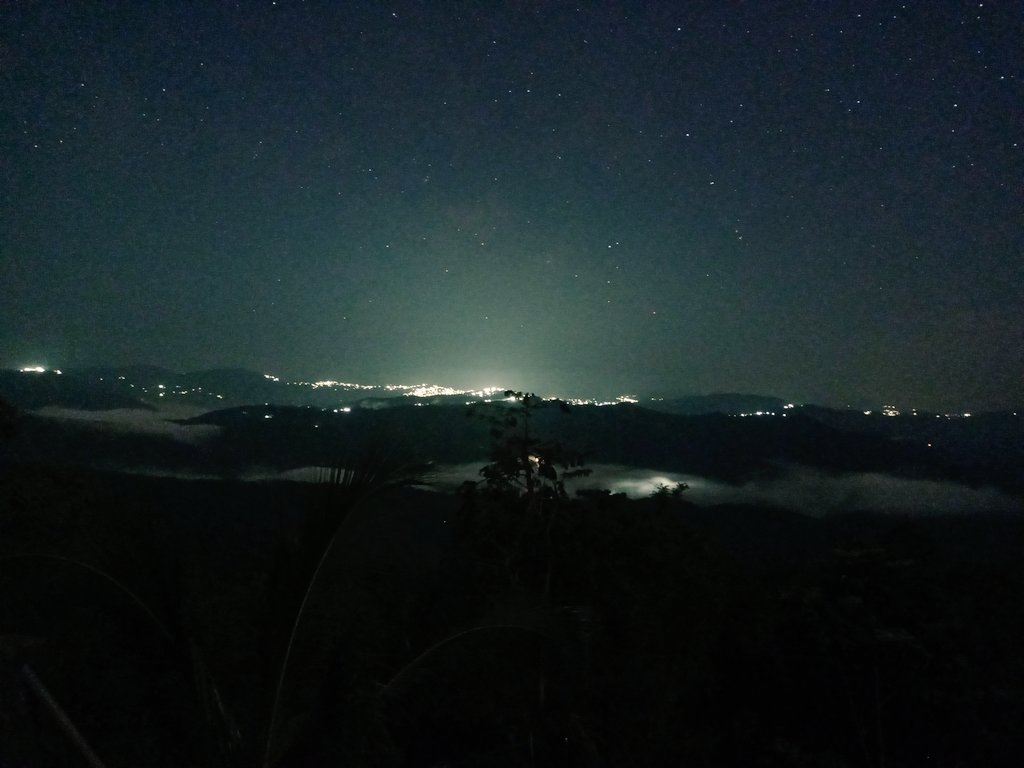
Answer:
xmin=2 ymin=2 xmax=1021 ymax=409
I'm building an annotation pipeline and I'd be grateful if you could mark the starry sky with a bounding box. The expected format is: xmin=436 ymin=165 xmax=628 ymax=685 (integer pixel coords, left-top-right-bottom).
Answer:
xmin=2 ymin=1 xmax=1022 ymax=409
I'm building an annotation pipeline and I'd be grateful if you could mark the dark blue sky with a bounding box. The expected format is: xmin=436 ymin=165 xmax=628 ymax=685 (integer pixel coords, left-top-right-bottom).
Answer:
xmin=2 ymin=1 xmax=1021 ymax=409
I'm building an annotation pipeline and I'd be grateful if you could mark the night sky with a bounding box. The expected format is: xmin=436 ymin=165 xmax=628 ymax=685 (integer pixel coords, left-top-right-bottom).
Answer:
xmin=2 ymin=2 xmax=1021 ymax=410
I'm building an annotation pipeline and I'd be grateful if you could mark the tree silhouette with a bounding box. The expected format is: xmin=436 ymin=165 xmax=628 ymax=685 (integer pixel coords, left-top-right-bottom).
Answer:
xmin=473 ymin=390 xmax=590 ymax=507
xmin=0 ymin=396 xmax=17 ymax=442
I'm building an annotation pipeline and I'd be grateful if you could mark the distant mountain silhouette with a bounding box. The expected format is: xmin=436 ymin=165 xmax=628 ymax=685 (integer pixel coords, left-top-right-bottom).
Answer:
xmin=74 ymin=364 xmax=180 ymax=384
xmin=646 ymin=393 xmax=790 ymax=416
xmin=1 ymin=368 xmax=804 ymax=415
xmin=0 ymin=369 xmax=154 ymax=411
xmin=0 ymin=367 xmax=283 ymax=411
xmin=160 ymin=402 xmax=1021 ymax=493
xmin=3 ymin=366 xmax=1021 ymax=498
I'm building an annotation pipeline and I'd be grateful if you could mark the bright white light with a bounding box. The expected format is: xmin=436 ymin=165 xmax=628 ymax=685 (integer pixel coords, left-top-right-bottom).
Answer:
xmin=19 ymin=365 xmax=46 ymax=373
xmin=305 ymin=379 xmax=377 ymax=390
xmin=403 ymin=384 xmax=507 ymax=399
xmin=407 ymin=385 xmax=461 ymax=397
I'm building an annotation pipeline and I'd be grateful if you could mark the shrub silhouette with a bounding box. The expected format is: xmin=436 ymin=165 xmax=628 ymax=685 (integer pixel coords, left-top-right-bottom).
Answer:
xmin=4 ymin=411 xmax=1024 ymax=766
xmin=1 ymin=451 xmax=593 ymax=766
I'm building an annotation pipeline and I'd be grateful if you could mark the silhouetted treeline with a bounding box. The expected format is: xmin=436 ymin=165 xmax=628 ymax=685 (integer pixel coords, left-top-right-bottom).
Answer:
xmin=3 ymin=459 xmax=1024 ymax=766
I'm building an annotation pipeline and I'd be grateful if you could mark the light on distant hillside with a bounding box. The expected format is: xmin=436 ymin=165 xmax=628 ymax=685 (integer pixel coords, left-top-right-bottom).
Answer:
xmin=19 ymin=365 xmax=47 ymax=373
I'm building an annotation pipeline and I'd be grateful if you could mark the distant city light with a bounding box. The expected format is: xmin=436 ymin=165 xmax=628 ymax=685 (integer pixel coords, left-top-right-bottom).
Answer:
xmin=562 ymin=393 xmax=640 ymax=407
xmin=407 ymin=385 xmax=462 ymax=398
xmin=26 ymin=367 xmax=998 ymax=418
xmin=301 ymin=379 xmax=377 ymax=390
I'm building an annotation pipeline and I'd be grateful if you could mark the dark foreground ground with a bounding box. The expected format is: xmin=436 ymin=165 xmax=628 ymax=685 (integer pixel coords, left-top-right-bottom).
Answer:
xmin=2 ymin=463 xmax=1024 ymax=767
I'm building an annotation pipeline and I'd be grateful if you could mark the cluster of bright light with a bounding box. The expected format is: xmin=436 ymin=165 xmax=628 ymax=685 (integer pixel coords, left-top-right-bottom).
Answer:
xmin=404 ymin=384 xmax=506 ymax=399
xmin=283 ymin=378 xmax=378 ymax=390
xmin=301 ymin=379 xmax=377 ymax=390
xmin=269 ymin=378 xmax=514 ymax=398
xmin=100 ymin=375 xmax=231 ymax=402
xmin=405 ymin=385 xmax=463 ymax=398
xmin=566 ymin=394 xmax=638 ymax=407
xmin=860 ymin=408 xmax=979 ymax=419
xmin=19 ymin=365 xmax=48 ymax=373
xmin=738 ymin=411 xmax=781 ymax=417
xmin=166 ymin=386 xmax=218 ymax=398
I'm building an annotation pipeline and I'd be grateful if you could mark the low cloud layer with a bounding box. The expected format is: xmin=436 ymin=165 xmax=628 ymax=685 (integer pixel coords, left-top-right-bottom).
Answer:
xmin=33 ymin=406 xmax=221 ymax=444
xmin=430 ymin=462 xmax=1022 ymax=516
xmin=17 ymin=411 xmax=1022 ymax=516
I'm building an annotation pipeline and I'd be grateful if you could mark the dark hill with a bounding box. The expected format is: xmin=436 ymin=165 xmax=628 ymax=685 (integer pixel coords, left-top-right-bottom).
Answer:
xmin=645 ymin=392 xmax=789 ymax=416
xmin=0 ymin=370 xmax=153 ymax=411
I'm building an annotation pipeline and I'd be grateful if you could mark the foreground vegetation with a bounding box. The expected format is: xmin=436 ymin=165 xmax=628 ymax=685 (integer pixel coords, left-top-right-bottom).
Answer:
xmin=2 ymin=398 xmax=1023 ymax=766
